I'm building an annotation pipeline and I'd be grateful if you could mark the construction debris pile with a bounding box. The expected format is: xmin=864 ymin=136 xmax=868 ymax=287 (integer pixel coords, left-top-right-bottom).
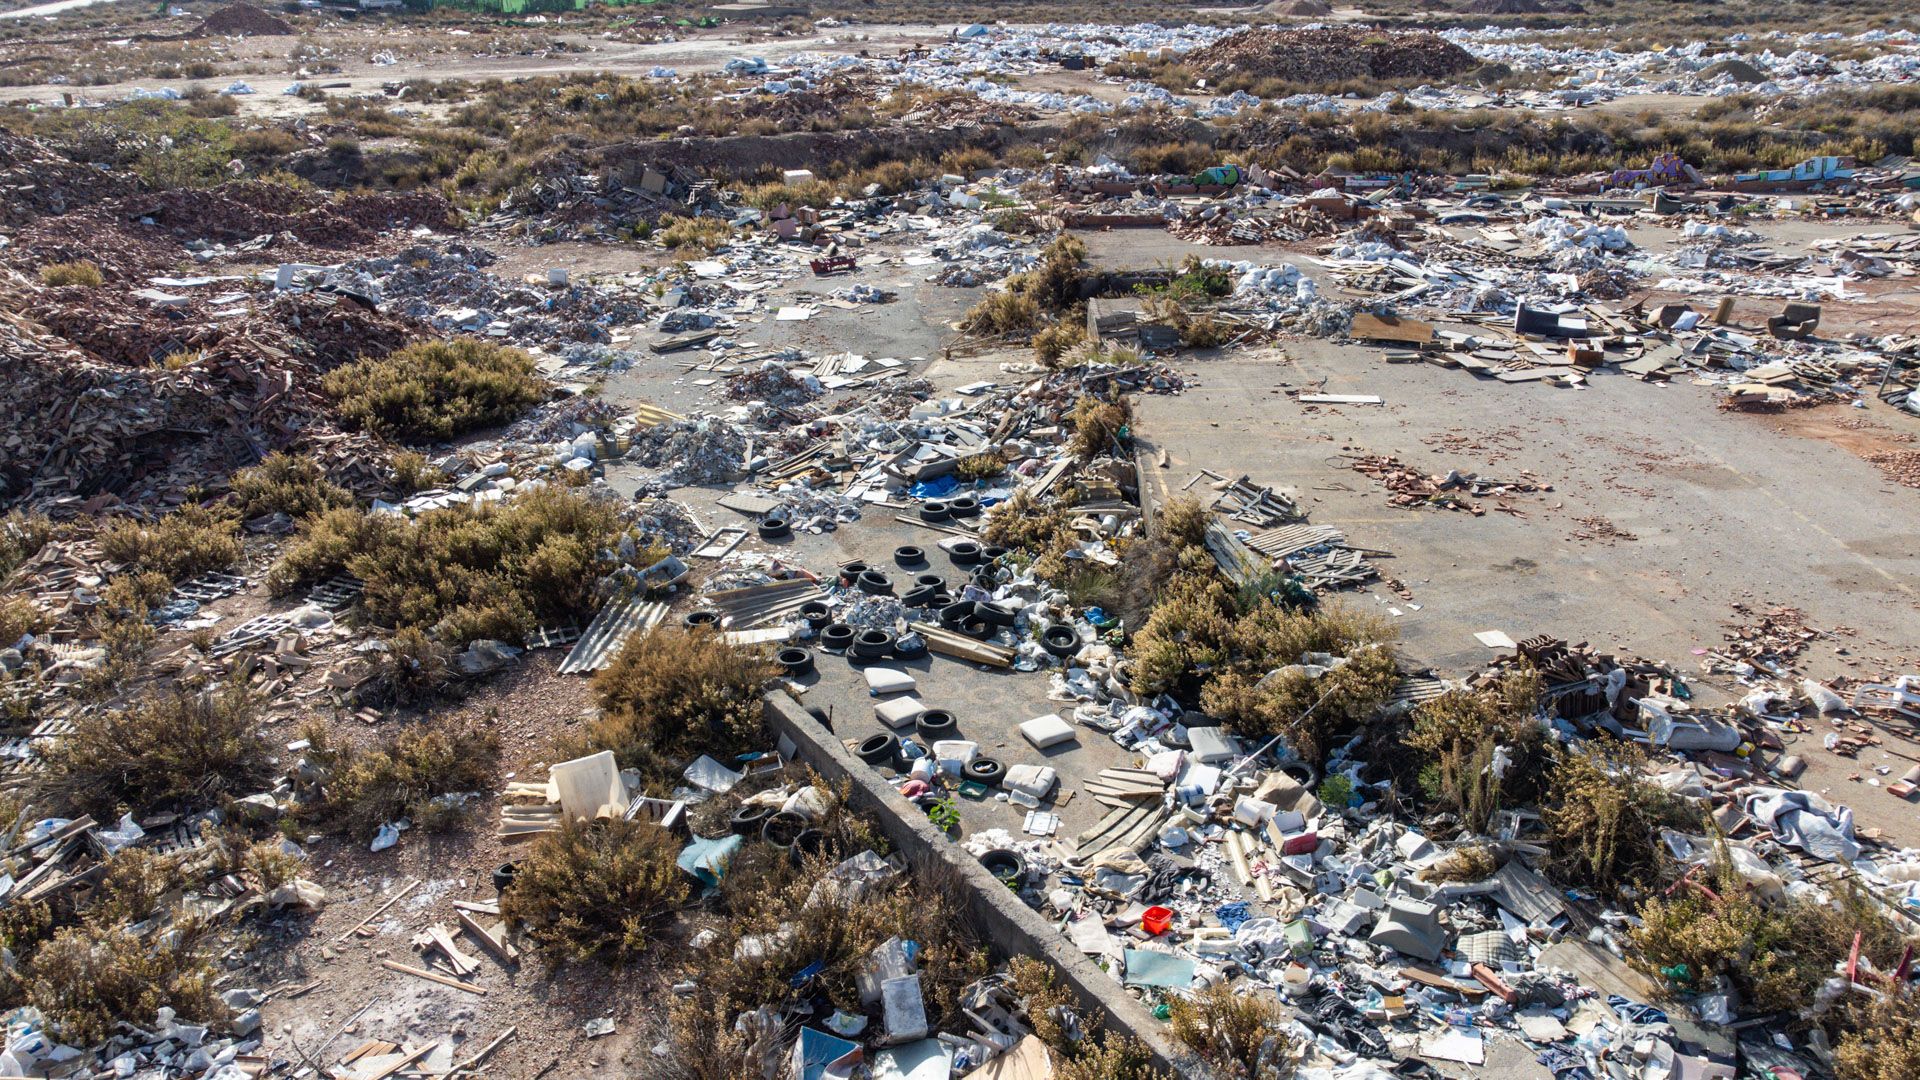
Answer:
xmin=1199 ymin=28 xmax=1478 ymax=83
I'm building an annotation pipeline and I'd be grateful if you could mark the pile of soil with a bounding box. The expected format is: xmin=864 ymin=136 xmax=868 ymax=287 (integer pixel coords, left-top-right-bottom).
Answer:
xmin=1199 ymin=28 xmax=1477 ymax=84
xmin=196 ymin=3 xmax=293 ymax=37
xmin=1462 ymin=0 xmax=1547 ymax=12
xmin=1265 ymin=0 xmax=1334 ymax=15
xmin=1701 ymin=58 xmax=1765 ymax=84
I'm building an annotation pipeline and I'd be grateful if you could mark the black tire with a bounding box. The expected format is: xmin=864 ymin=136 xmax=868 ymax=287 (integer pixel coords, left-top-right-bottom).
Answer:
xmin=893 ymin=545 xmax=926 ymax=566
xmin=856 ymin=569 xmax=893 ymax=595
xmin=836 ymin=561 xmax=867 ymax=588
xmin=777 ymin=647 xmax=813 ymax=676
xmin=975 ymin=600 xmax=1017 ymax=627
xmin=799 ymin=600 xmax=832 ymax=628
xmin=852 ymin=629 xmax=894 ymax=660
xmin=856 ymin=733 xmax=899 ymax=767
xmin=919 ymin=500 xmax=950 ymax=522
xmin=492 ymin=861 xmax=519 ymax=893
xmin=979 ymin=848 xmax=1025 ymax=885
xmin=948 ymin=541 xmax=982 ymax=565
xmin=730 ymin=804 xmax=775 ymax=837
xmin=960 ymin=617 xmax=993 ymax=640
xmin=761 ymin=810 xmax=808 ymax=848
xmin=965 ymin=756 xmax=1006 ymax=787
xmin=683 ymin=610 xmax=719 ymax=629
xmin=820 ymin=623 xmax=855 ymax=650
xmin=981 ymin=545 xmax=1008 ymax=561
xmin=947 ymin=494 xmax=980 ymax=518
xmin=790 ymin=828 xmax=829 ymax=864
xmin=757 ymin=515 xmax=791 ymax=540
xmin=928 ymin=591 xmax=954 ymax=609
xmin=938 ymin=601 xmax=973 ymax=629
xmin=901 ymin=584 xmax=939 ymax=608
xmin=1041 ymin=624 xmax=1079 ymax=658
xmin=917 ymin=709 xmax=957 ymax=741
xmin=913 ymin=573 xmax=946 ymax=590
xmin=891 ymin=635 xmax=927 ymax=661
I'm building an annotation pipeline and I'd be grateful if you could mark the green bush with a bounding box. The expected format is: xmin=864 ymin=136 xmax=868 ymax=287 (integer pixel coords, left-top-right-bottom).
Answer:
xmin=35 ymin=684 xmax=270 ymax=819
xmin=322 ymin=338 xmax=549 ymax=443
xmin=25 ymin=921 xmax=223 ymax=1045
xmin=1544 ymin=742 xmax=1700 ymax=897
xmin=501 ymin=817 xmax=689 ymax=965
xmin=577 ymin=627 xmax=775 ymax=777
xmin=97 ymin=505 xmax=241 ymax=582
xmin=1406 ymin=667 xmax=1547 ymax=831
xmin=230 ymin=451 xmax=352 ymax=519
xmin=268 ymin=487 xmax=625 ymax=645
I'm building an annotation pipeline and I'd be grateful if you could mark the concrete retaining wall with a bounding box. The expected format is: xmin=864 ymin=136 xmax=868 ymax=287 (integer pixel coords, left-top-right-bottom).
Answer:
xmin=762 ymin=692 xmax=1211 ymax=1077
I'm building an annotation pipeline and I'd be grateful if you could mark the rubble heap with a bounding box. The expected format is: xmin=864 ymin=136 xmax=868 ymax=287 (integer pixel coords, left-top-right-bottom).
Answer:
xmin=0 ymin=133 xmax=139 ymax=229
xmin=1200 ymin=28 xmax=1477 ymax=83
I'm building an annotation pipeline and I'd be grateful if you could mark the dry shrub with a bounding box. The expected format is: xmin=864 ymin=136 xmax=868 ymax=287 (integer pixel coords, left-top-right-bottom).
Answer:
xmin=502 ymin=817 xmax=689 ymax=965
xmin=268 ymin=487 xmax=625 ymax=645
xmin=657 ymin=216 xmax=732 ymax=252
xmin=1032 ymin=315 xmax=1089 ymax=365
xmin=36 ymin=684 xmax=269 ymax=819
xmin=388 ymin=449 xmax=444 ymax=494
xmin=954 ymin=450 xmax=1007 ymax=481
xmin=579 ymin=627 xmax=775 ymax=777
xmin=39 ymin=260 xmax=103 ymax=287
xmin=1010 ymin=956 xmax=1168 ymax=1080
xmin=1128 ymin=573 xmax=1237 ymax=698
xmin=1420 ymin=846 xmax=1497 ymax=884
xmin=0 ymin=511 xmax=54 ymax=581
xmin=362 ymin=626 xmax=452 ymax=706
xmin=981 ymin=490 xmax=1081 ymax=582
xmin=1634 ymin=861 xmax=1914 ymax=1014
xmin=1543 ymin=741 xmax=1700 ymax=897
xmin=25 ymin=921 xmax=222 ymax=1046
xmin=1837 ymin=986 xmax=1920 ymax=1080
xmin=0 ymin=596 xmax=43 ymax=648
xmin=1169 ymin=983 xmax=1294 ymax=1079
xmin=1069 ymin=395 xmax=1131 ymax=461
xmin=1198 ymin=604 xmax=1399 ymax=764
xmin=97 ymin=505 xmax=241 ymax=581
xmin=1178 ymin=310 xmax=1234 ymax=348
xmin=230 ymin=451 xmax=351 ymax=520
xmin=960 ymin=288 xmax=1042 ymax=336
xmin=1406 ymin=666 xmax=1546 ymax=831
xmin=322 ymin=337 xmax=549 ymax=443
xmin=310 ymin=717 xmax=499 ymax=841
xmin=663 ymin=854 xmax=988 ymax=1075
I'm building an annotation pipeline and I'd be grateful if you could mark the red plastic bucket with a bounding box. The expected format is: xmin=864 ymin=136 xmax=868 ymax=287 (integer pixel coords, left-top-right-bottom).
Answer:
xmin=1142 ymin=905 xmax=1174 ymax=935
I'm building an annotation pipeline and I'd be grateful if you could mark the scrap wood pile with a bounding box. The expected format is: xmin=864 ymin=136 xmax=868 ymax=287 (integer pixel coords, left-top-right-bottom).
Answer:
xmin=0 ymin=281 xmax=417 ymax=509
xmin=4 ymin=183 xmax=452 ymax=282
xmin=1168 ymin=203 xmax=1341 ymax=246
xmin=1349 ymin=454 xmax=1545 ymax=514
xmin=0 ymin=131 xmax=139 ymax=229
xmin=1199 ymin=27 xmax=1476 ymax=83
xmin=476 ymin=161 xmax=690 ymax=242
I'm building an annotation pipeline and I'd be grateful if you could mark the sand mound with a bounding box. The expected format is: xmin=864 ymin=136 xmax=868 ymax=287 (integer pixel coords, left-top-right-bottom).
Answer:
xmin=1200 ymin=27 xmax=1477 ymax=84
xmin=1701 ymin=58 xmax=1765 ymax=84
xmin=196 ymin=3 xmax=293 ymax=37
xmin=1266 ymin=0 xmax=1334 ymax=15
xmin=1462 ymin=0 xmax=1547 ymax=12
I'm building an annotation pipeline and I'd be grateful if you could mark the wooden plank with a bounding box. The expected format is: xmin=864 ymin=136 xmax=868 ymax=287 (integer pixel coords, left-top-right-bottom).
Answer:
xmin=363 ymin=1042 xmax=436 ymax=1080
xmin=458 ymin=910 xmax=520 ymax=965
xmin=334 ymin=878 xmax=420 ymax=942
xmin=381 ymin=959 xmax=486 ymax=995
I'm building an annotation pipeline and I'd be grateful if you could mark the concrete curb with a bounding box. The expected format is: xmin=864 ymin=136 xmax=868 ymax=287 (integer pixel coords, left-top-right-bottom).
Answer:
xmin=763 ymin=692 xmax=1213 ymax=1077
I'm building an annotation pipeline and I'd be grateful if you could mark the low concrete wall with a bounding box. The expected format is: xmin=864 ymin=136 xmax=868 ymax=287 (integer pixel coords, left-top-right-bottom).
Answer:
xmin=763 ymin=692 xmax=1211 ymax=1077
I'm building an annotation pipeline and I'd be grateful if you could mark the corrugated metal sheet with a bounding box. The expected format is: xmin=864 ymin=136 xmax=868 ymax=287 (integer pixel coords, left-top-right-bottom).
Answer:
xmin=558 ymin=595 xmax=668 ymax=675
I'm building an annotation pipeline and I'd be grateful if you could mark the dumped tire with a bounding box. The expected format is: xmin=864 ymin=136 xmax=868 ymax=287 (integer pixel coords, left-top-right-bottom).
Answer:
xmin=856 ymin=733 xmax=899 ymax=768
xmin=917 ymin=709 xmax=957 ymax=740
xmin=856 ymin=569 xmax=893 ymax=595
xmin=852 ymin=629 xmax=894 ymax=660
xmin=1041 ymin=624 xmax=1080 ymax=658
xmin=938 ymin=601 xmax=973 ymax=629
xmin=948 ymin=541 xmax=983 ymax=565
xmin=761 ymin=810 xmax=808 ymax=848
xmin=947 ymin=494 xmax=980 ymax=518
xmin=820 ymin=622 xmax=856 ymax=650
xmin=913 ymin=573 xmax=946 ymax=590
xmin=965 ymin=756 xmax=1006 ymax=787
xmin=837 ymin=561 xmax=868 ymax=587
xmin=900 ymin=584 xmax=940 ymax=608
xmin=730 ymin=804 xmax=775 ymax=837
xmin=919 ymin=500 xmax=951 ymax=522
xmin=757 ymin=514 xmax=791 ymax=540
xmin=979 ymin=848 xmax=1025 ymax=885
xmin=893 ymin=545 xmax=926 ymax=566
xmin=799 ymin=600 xmax=832 ymax=628
xmin=777 ymin=646 xmax=813 ymax=676
xmin=891 ymin=635 xmax=927 ymax=661
xmin=975 ymin=600 xmax=1017 ymax=627
xmin=981 ymin=545 xmax=1008 ymax=561
xmin=790 ymin=828 xmax=829 ymax=864
xmin=683 ymin=610 xmax=719 ymax=629
xmin=492 ymin=861 xmax=519 ymax=893
xmin=959 ymin=616 xmax=993 ymax=640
